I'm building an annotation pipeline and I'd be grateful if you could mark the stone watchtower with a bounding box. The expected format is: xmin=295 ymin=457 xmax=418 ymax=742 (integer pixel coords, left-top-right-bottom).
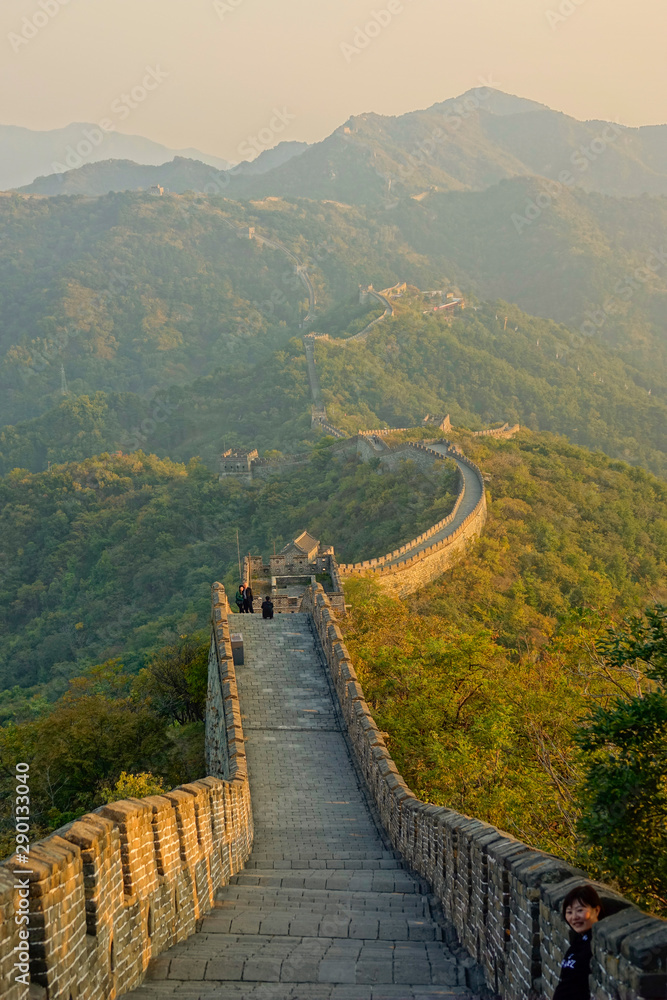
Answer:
xmin=219 ymin=448 xmax=259 ymax=484
xmin=242 ymin=531 xmax=345 ymax=616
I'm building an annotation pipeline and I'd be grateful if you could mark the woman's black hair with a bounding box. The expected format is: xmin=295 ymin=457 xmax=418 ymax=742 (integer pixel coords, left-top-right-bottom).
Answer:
xmin=562 ymin=884 xmax=603 ymax=919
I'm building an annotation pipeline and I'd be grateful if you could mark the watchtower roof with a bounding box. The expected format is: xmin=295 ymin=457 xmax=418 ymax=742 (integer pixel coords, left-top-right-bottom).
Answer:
xmin=280 ymin=530 xmax=320 ymax=557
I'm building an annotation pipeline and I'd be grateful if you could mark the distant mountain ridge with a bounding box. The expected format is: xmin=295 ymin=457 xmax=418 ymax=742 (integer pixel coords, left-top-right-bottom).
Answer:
xmin=0 ymin=121 xmax=230 ymax=190
xmin=16 ymin=143 xmax=311 ymax=197
xmin=17 ymin=157 xmax=230 ymax=198
xmin=16 ymin=90 xmax=667 ymax=201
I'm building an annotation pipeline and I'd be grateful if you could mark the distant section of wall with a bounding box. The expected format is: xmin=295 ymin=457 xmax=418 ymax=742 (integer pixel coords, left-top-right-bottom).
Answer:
xmin=251 ymin=455 xmax=311 ymax=479
xmin=0 ymin=585 xmax=252 ymax=1000
xmin=314 ymin=416 xmax=347 ymax=439
xmin=304 ymin=585 xmax=667 ymax=1000
xmin=471 ymin=423 xmax=520 ymax=439
xmin=356 ymin=435 xmax=442 ymax=472
xmin=357 ymin=427 xmax=416 ymax=437
xmin=340 ymin=477 xmax=465 ymax=573
xmin=349 ymin=287 xmax=393 ymax=341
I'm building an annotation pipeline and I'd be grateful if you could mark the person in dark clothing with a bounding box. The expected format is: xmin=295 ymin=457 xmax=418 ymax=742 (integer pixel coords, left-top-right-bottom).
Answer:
xmin=235 ymin=585 xmax=245 ymax=613
xmin=262 ymin=596 xmax=274 ymax=620
xmin=244 ymin=585 xmax=254 ymax=614
xmin=553 ymin=885 xmax=602 ymax=1000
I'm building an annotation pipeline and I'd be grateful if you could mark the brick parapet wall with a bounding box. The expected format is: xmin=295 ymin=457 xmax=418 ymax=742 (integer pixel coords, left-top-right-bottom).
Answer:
xmin=314 ymin=418 xmax=347 ymax=439
xmin=338 ymin=443 xmax=465 ymax=574
xmin=346 ymin=290 xmax=393 ymax=342
xmin=357 ymin=427 xmax=417 ymax=438
xmin=251 ymin=456 xmax=312 ymax=478
xmin=339 ymin=483 xmax=466 ymax=574
xmin=0 ymin=584 xmax=253 ymax=1000
xmin=471 ymin=424 xmax=520 ymax=440
xmin=302 ymin=584 xmax=667 ymax=1000
xmin=338 ymin=445 xmax=487 ymax=597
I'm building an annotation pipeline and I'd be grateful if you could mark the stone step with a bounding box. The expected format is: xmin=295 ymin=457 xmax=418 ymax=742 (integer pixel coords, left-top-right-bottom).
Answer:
xmin=214 ymin=894 xmax=430 ymax=917
xmin=230 ymin=871 xmax=428 ymax=894
xmin=219 ymin=884 xmax=429 ymax=903
xmin=247 ymin=850 xmax=401 ymax=862
xmin=130 ymin=982 xmax=471 ymax=999
xmin=203 ymin=907 xmax=441 ymax=940
xmin=248 ymin=830 xmax=388 ymax=861
xmin=140 ymin=935 xmax=464 ymax=988
xmin=244 ymin=858 xmax=405 ymax=871
xmin=119 ymin=608 xmax=478 ymax=1000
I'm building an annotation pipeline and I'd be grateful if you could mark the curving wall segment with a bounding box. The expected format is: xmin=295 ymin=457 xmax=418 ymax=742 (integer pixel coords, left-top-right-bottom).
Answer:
xmin=0 ymin=584 xmax=252 ymax=1000
xmin=303 ymin=584 xmax=667 ymax=1000
xmin=338 ymin=443 xmax=488 ymax=598
xmin=346 ymin=289 xmax=394 ymax=342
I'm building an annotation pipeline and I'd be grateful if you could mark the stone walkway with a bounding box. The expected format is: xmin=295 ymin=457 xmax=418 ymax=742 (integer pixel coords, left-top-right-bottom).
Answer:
xmin=125 ymin=614 xmax=474 ymax=1000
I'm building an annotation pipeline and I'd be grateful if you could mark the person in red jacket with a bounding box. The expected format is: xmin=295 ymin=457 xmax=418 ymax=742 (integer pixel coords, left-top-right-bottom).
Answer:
xmin=554 ymin=885 xmax=603 ymax=1000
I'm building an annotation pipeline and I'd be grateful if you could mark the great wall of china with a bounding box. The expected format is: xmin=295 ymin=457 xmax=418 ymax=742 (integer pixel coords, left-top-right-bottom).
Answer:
xmin=1 ymin=225 xmax=663 ymax=1000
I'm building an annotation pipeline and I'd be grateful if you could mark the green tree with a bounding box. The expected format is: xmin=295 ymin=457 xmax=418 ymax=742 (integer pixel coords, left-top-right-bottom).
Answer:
xmin=136 ymin=638 xmax=209 ymax=725
xmin=575 ymin=605 xmax=667 ymax=914
xmin=0 ymin=662 xmax=168 ymax=835
xmin=102 ymin=770 xmax=166 ymax=803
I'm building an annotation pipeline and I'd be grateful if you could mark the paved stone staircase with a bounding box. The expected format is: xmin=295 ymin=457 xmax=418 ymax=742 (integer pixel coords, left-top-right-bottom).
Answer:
xmin=125 ymin=615 xmax=476 ymax=1000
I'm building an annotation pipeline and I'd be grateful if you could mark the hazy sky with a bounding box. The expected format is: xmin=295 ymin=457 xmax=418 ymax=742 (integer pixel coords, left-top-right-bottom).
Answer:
xmin=1 ymin=0 xmax=665 ymax=160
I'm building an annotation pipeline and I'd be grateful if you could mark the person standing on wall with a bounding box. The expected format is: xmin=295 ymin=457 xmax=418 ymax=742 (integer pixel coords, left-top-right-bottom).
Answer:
xmin=244 ymin=583 xmax=254 ymax=614
xmin=235 ymin=584 xmax=246 ymax=613
xmin=553 ymin=885 xmax=603 ymax=1000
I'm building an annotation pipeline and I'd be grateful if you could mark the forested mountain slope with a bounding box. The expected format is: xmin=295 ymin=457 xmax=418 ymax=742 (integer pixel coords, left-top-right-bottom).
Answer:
xmin=314 ymin=301 xmax=667 ymax=478
xmin=2 ymin=187 xmax=667 ymax=437
xmin=2 ymin=294 xmax=666 ymax=480
xmin=0 ymin=194 xmax=315 ymax=425
xmin=344 ymin=431 xmax=667 ymax=910
xmin=0 ymin=445 xmax=457 ymax=699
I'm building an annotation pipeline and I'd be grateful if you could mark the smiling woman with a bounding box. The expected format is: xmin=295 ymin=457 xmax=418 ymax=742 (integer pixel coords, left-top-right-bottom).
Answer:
xmin=553 ymin=885 xmax=603 ymax=1000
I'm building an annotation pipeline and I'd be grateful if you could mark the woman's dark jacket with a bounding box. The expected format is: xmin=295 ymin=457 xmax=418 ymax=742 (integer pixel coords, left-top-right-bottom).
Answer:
xmin=553 ymin=930 xmax=593 ymax=1000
